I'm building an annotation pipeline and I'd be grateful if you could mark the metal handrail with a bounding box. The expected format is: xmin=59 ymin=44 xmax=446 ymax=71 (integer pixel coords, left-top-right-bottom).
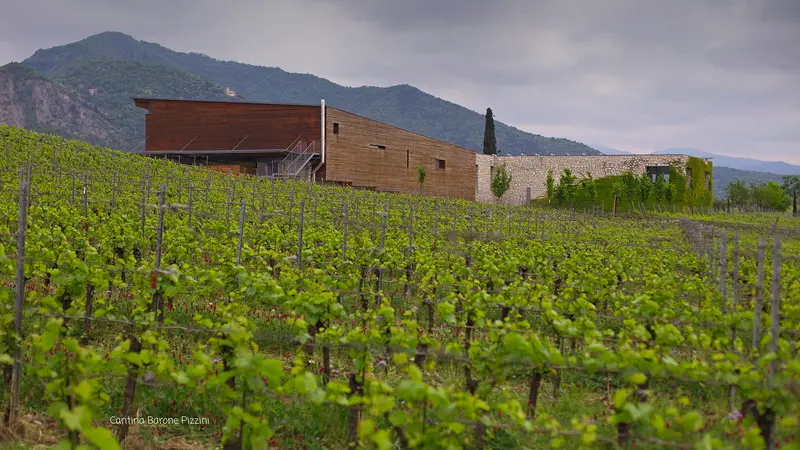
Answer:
xmin=278 ymin=134 xmax=305 ymax=171
xmin=283 ymin=141 xmax=316 ymax=177
xmin=258 ymin=135 xmax=320 ymax=178
xmin=280 ymin=139 xmax=305 ymax=166
xmin=285 ymin=134 xmax=304 ymax=154
xmin=288 ymin=142 xmax=317 ymax=175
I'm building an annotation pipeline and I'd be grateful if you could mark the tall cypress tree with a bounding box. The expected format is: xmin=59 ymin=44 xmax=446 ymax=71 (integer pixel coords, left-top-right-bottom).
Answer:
xmin=483 ymin=108 xmax=497 ymax=155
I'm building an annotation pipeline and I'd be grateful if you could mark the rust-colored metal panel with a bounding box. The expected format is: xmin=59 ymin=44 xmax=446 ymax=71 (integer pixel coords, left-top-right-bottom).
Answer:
xmin=323 ymin=107 xmax=477 ymax=201
xmin=136 ymin=99 xmax=321 ymax=152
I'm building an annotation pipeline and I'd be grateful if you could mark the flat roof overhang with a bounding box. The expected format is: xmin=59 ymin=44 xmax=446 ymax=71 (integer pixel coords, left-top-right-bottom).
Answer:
xmin=133 ymin=97 xmax=319 ymax=108
xmin=145 ymin=149 xmax=294 ymax=156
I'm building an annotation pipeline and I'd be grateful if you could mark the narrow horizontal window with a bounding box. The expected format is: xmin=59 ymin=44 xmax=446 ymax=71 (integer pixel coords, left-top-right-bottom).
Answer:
xmin=369 ymin=144 xmax=386 ymax=150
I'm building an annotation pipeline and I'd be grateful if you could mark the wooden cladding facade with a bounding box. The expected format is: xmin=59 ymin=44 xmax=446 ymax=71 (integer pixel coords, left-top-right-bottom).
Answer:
xmin=134 ymin=99 xmax=320 ymax=152
xmin=322 ymin=107 xmax=477 ymax=201
xmin=207 ymin=164 xmax=257 ymax=175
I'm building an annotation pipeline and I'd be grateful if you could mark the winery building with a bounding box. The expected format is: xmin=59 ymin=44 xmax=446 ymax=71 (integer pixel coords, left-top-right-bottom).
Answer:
xmin=133 ymin=98 xmax=712 ymax=204
xmin=133 ymin=98 xmax=477 ymax=201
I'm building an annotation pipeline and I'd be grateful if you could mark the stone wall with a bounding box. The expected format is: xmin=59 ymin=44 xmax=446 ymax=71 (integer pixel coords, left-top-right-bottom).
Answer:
xmin=476 ymin=154 xmax=692 ymax=204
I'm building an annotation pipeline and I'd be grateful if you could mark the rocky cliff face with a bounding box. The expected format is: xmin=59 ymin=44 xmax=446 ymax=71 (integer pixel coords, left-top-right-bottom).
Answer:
xmin=0 ymin=63 xmax=123 ymax=148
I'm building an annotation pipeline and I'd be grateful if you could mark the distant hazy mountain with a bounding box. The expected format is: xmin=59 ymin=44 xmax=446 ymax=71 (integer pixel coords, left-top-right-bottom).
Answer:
xmin=591 ymin=145 xmax=633 ymax=155
xmin=16 ymin=31 xmax=601 ymax=155
xmin=593 ymin=146 xmax=800 ymax=177
xmin=590 ymin=145 xmax=796 ymax=197
xmin=654 ymin=148 xmax=800 ymax=175
xmin=713 ymin=166 xmax=787 ymax=197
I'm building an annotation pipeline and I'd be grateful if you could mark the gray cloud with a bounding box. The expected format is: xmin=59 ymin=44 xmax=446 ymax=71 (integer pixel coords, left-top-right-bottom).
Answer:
xmin=0 ymin=0 xmax=798 ymax=163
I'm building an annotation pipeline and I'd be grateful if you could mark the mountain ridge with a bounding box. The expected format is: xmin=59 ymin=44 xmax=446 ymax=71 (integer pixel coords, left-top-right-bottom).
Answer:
xmin=590 ymin=145 xmax=632 ymax=155
xmin=41 ymin=56 xmax=235 ymax=150
xmin=713 ymin=166 xmax=788 ymax=197
xmin=10 ymin=30 xmax=795 ymax=189
xmin=21 ymin=31 xmax=601 ymax=156
xmin=591 ymin=144 xmax=800 ymax=176
xmin=654 ymin=148 xmax=800 ymax=175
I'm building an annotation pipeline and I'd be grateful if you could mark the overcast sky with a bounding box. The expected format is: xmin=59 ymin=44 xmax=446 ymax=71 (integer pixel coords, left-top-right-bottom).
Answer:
xmin=2 ymin=0 xmax=799 ymax=163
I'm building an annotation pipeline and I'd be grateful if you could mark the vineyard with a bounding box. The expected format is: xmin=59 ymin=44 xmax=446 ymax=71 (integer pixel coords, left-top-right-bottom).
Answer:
xmin=0 ymin=124 xmax=798 ymax=450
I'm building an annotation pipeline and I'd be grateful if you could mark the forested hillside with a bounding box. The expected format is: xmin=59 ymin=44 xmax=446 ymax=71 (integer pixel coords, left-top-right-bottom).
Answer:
xmin=713 ymin=166 xmax=786 ymax=197
xmin=43 ymin=58 xmax=233 ymax=150
xmin=0 ymin=63 xmax=123 ymax=148
xmin=22 ymin=31 xmax=600 ymax=155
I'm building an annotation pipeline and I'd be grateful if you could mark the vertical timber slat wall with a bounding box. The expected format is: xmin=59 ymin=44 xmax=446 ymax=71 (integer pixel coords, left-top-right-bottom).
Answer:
xmin=323 ymin=107 xmax=477 ymax=201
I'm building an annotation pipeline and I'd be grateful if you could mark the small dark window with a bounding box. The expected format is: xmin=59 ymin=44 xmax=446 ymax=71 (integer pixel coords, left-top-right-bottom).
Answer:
xmin=369 ymin=144 xmax=386 ymax=150
xmin=333 ymin=123 xmax=339 ymax=134
xmin=406 ymin=149 xmax=410 ymax=168
xmin=436 ymin=159 xmax=445 ymax=169
xmin=646 ymin=165 xmax=670 ymax=183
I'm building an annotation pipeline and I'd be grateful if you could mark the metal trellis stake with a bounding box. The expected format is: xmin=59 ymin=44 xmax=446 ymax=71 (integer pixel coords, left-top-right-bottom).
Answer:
xmin=8 ymin=172 xmax=29 ymax=426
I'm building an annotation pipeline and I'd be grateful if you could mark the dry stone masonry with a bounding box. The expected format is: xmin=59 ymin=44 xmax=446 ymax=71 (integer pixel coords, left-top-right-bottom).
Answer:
xmin=476 ymin=154 xmax=691 ymax=204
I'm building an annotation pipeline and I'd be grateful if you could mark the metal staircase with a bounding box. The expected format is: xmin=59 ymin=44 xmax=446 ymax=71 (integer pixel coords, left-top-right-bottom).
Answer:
xmin=281 ymin=140 xmax=317 ymax=177
xmin=260 ymin=137 xmax=319 ymax=179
